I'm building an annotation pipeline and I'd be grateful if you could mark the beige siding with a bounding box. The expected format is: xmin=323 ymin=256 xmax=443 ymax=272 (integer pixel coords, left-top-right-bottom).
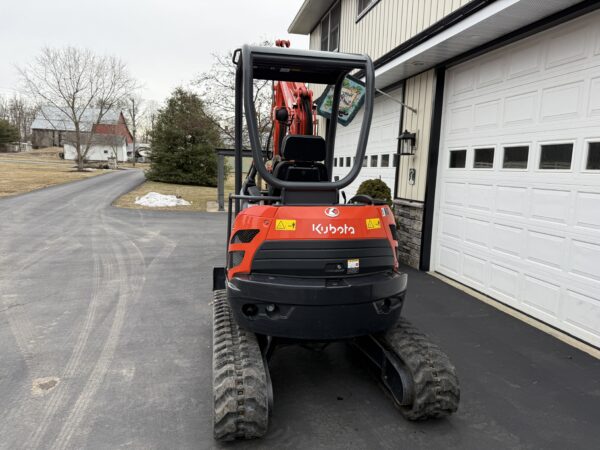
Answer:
xmin=396 ymin=69 xmax=435 ymax=201
xmin=304 ymin=2 xmax=465 ymax=198
xmin=311 ymin=0 xmax=473 ymax=59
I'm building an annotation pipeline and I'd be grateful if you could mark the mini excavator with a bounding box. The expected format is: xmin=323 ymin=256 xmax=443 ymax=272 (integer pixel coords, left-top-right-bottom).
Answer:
xmin=212 ymin=41 xmax=459 ymax=441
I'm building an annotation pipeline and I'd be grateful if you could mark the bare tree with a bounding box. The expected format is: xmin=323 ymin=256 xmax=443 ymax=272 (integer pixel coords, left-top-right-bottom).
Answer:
xmin=122 ymin=96 xmax=161 ymax=165
xmin=8 ymin=95 xmax=38 ymax=142
xmin=19 ymin=47 xmax=137 ymax=170
xmin=122 ymin=94 xmax=143 ymax=166
xmin=0 ymin=95 xmax=8 ymax=121
xmin=194 ymin=41 xmax=273 ymax=149
xmin=0 ymin=94 xmax=37 ymax=142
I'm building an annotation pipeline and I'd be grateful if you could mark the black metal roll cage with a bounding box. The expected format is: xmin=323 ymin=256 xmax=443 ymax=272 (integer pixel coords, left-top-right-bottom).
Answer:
xmin=233 ymin=45 xmax=375 ymax=214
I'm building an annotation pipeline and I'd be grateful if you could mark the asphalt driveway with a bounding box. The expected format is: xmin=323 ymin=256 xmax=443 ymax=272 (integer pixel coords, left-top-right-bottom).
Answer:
xmin=0 ymin=170 xmax=598 ymax=449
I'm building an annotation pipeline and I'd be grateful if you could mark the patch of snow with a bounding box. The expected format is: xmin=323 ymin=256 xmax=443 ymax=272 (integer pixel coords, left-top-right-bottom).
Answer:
xmin=134 ymin=192 xmax=191 ymax=207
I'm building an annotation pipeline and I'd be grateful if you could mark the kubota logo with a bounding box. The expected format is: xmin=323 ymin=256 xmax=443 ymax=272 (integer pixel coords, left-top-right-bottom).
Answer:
xmin=312 ymin=223 xmax=355 ymax=235
xmin=324 ymin=207 xmax=339 ymax=218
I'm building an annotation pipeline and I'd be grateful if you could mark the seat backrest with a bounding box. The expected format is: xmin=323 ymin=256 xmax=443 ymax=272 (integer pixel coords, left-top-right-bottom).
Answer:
xmin=269 ymin=134 xmax=329 ymax=197
xmin=281 ymin=135 xmax=326 ymax=162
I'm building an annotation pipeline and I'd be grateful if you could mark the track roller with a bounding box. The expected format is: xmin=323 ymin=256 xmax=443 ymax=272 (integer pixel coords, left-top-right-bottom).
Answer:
xmin=353 ymin=318 xmax=460 ymax=420
xmin=212 ymin=290 xmax=271 ymax=441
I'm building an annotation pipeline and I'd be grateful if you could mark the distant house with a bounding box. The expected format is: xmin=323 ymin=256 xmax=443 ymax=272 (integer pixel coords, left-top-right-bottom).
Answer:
xmin=31 ymin=106 xmax=133 ymax=149
xmin=63 ymin=134 xmax=128 ymax=162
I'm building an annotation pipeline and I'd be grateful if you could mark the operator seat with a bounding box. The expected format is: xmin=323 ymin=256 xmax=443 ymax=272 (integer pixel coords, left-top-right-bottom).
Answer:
xmin=270 ymin=135 xmax=328 ymax=196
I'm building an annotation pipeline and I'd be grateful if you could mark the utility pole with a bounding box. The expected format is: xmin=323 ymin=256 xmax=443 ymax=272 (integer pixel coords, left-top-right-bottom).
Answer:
xmin=131 ymin=97 xmax=136 ymax=167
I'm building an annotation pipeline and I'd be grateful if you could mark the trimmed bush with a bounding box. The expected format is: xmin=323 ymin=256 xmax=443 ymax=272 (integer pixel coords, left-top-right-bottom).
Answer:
xmin=356 ymin=178 xmax=392 ymax=205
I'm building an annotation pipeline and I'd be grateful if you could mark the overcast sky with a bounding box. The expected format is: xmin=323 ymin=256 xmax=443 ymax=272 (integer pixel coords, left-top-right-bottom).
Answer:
xmin=0 ymin=0 xmax=308 ymax=103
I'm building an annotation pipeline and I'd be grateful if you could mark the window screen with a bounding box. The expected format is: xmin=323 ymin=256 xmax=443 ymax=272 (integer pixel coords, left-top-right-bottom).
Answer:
xmin=320 ymin=15 xmax=329 ymax=51
xmin=473 ymin=148 xmax=494 ymax=168
xmin=329 ymin=3 xmax=341 ymax=51
xmin=370 ymin=155 xmax=378 ymax=167
xmin=539 ymin=143 xmax=573 ymax=170
xmin=381 ymin=154 xmax=390 ymax=167
xmin=321 ymin=2 xmax=340 ymax=52
xmin=449 ymin=150 xmax=466 ymax=168
xmin=503 ymin=146 xmax=529 ymax=169
xmin=587 ymin=142 xmax=600 ymax=170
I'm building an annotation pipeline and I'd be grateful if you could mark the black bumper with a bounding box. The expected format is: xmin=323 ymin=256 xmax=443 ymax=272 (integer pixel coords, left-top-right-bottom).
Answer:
xmin=226 ymin=271 xmax=407 ymax=340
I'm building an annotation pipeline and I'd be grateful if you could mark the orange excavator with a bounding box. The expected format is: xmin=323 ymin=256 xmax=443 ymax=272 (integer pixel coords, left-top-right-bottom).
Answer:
xmin=212 ymin=42 xmax=459 ymax=441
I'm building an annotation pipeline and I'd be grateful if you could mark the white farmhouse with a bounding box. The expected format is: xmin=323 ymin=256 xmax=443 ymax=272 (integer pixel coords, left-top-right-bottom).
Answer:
xmin=63 ymin=135 xmax=128 ymax=162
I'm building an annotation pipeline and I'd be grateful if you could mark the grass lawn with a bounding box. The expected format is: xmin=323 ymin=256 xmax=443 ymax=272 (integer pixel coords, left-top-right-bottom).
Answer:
xmin=113 ymin=178 xmax=235 ymax=212
xmin=0 ymin=148 xmax=112 ymax=197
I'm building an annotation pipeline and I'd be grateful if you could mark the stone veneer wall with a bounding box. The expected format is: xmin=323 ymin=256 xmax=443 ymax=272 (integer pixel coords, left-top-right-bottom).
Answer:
xmin=393 ymin=199 xmax=424 ymax=269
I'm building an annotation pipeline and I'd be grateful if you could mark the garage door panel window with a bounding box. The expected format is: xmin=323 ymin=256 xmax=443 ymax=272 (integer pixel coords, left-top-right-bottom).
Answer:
xmin=503 ymin=146 xmax=529 ymax=169
xmin=346 ymin=156 xmax=351 ymax=167
xmin=381 ymin=154 xmax=390 ymax=167
xmin=474 ymin=147 xmax=495 ymax=169
xmin=370 ymin=155 xmax=378 ymax=167
xmin=449 ymin=149 xmax=467 ymax=168
xmin=585 ymin=142 xmax=600 ymax=170
xmin=539 ymin=143 xmax=573 ymax=170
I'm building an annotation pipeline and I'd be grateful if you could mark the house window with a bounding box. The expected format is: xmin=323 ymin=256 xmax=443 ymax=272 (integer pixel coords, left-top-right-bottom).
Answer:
xmin=346 ymin=156 xmax=351 ymax=167
xmin=539 ymin=143 xmax=573 ymax=170
xmin=357 ymin=0 xmax=380 ymax=19
xmin=586 ymin=142 xmax=600 ymax=170
xmin=370 ymin=155 xmax=378 ymax=167
xmin=473 ymin=148 xmax=494 ymax=169
xmin=393 ymin=154 xmax=399 ymax=167
xmin=321 ymin=1 xmax=341 ymax=51
xmin=362 ymin=156 xmax=368 ymax=167
xmin=104 ymin=150 xmax=108 ymax=154
xmin=381 ymin=154 xmax=390 ymax=167
xmin=503 ymin=146 xmax=529 ymax=169
xmin=449 ymin=149 xmax=466 ymax=168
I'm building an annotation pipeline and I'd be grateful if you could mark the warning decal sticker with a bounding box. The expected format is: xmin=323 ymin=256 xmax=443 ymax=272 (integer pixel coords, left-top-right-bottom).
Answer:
xmin=365 ymin=218 xmax=381 ymax=230
xmin=275 ymin=219 xmax=297 ymax=231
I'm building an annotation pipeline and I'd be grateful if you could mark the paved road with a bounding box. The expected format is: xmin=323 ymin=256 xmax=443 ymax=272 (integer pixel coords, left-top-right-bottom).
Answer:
xmin=0 ymin=171 xmax=598 ymax=449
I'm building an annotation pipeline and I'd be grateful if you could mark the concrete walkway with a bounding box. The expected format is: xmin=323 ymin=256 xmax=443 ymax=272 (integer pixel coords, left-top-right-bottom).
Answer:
xmin=0 ymin=170 xmax=598 ymax=449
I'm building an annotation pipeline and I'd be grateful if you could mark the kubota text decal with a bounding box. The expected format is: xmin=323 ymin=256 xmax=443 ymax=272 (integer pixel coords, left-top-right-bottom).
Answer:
xmin=312 ymin=223 xmax=356 ymax=235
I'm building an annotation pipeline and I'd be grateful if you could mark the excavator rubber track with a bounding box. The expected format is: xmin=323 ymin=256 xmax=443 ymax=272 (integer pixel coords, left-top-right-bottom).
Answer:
xmin=380 ymin=318 xmax=460 ymax=420
xmin=212 ymin=290 xmax=270 ymax=441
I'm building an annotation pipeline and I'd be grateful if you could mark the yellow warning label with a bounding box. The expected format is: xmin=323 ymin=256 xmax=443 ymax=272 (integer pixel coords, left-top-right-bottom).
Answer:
xmin=366 ymin=218 xmax=382 ymax=230
xmin=275 ymin=219 xmax=297 ymax=231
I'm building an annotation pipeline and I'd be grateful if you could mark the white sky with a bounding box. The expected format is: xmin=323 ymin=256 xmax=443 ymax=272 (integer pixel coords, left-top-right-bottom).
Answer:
xmin=0 ymin=0 xmax=308 ymax=103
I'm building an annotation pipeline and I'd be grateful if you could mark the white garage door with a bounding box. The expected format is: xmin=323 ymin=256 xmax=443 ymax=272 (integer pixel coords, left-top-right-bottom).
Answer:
xmin=332 ymin=86 xmax=402 ymax=199
xmin=433 ymin=11 xmax=600 ymax=347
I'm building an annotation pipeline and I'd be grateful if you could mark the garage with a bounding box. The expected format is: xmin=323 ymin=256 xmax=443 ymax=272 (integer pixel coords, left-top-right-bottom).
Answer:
xmin=332 ymin=86 xmax=402 ymax=198
xmin=433 ymin=10 xmax=600 ymax=347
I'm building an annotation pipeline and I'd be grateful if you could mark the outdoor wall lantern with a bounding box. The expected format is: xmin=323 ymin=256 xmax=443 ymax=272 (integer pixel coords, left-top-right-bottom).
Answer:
xmin=398 ymin=129 xmax=417 ymax=156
